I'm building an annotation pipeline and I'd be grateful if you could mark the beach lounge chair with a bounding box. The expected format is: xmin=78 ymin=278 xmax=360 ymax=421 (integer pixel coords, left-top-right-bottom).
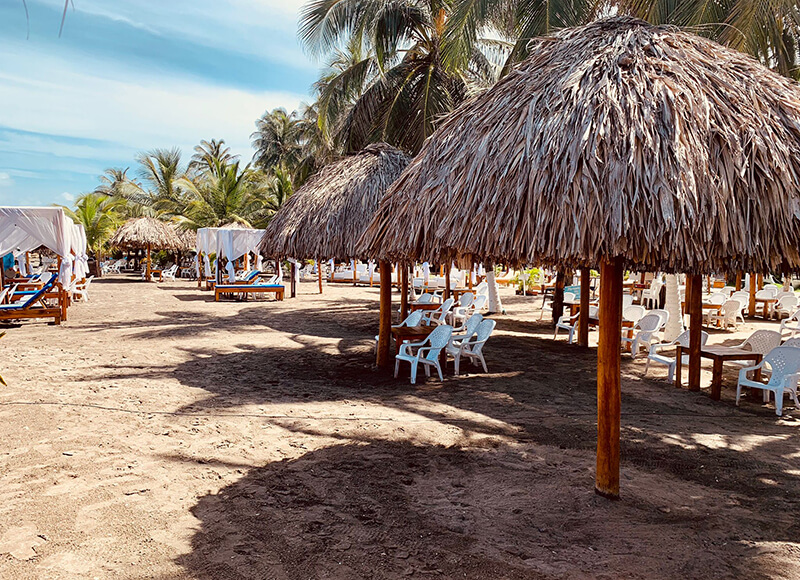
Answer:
xmin=214 ymin=281 xmax=285 ymax=301
xmin=645 ymin=329 xmax=709 ymax=382
xmin=447 ymin=318 xmax=496 ymax=375
xmin=394 ymin=324 xmax=453 ymax=384
xmin=736 ymin=346 xmax=800 ymax=416
xmin=0 ymin=275 xmax=61 ymax=325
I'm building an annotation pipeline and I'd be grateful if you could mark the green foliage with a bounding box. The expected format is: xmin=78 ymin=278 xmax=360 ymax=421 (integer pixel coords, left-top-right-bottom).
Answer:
xmin=60 ymin=192 xmax=125 ymax=256
xmin=513 ymin=267 xmax=540 ymax=291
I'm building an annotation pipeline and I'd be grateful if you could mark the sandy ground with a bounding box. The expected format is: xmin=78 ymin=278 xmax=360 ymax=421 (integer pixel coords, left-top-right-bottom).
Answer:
xmin=0 ymin=275 xmax=798 ymax=580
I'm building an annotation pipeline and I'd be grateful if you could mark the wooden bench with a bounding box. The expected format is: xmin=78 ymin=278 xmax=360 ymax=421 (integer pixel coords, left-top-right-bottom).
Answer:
xmin=215 ymin=284 xmax=285 ymax=302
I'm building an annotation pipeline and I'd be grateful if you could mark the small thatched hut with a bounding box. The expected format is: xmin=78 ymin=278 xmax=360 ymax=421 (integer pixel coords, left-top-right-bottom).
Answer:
xmin=359 ymin=17 xmax=800 ymax=498
xmin=109 ymin=217 xmax=180 ymax=281
xmin=259 ymin=143 xmax=410 ymax=295
xmin=260 ymin=143 xmax=410 ymax=262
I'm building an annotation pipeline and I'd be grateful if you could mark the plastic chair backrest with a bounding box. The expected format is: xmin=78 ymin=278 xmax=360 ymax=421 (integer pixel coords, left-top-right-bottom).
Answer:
xmin=463 ymin=314 xmax=484 ymax=338
xmin=721 ymin=299 xmax=740 ymax=315
xmin=622 ymin=294 xmax=634 ymax=310
xmin=649 ymin=309 xmax=669 ymax=328
xmin=708 ymin=293 xmax=726 ymax=305
xmin=459 ymin=293 xmax=475 ymax=309
xmin=471 ymin=319 xmax=497 ymax=355
xmin=755 ymin=289 xmax=772 ymax=300
xmin=475 ymin=281 xmax=489 ymax=296
xmin=721 ymin=286 xmax=735 ymax=296
xmin=623 ymin=305 xmax=646 ymax=323
xmin=563 ymin=292 xmax=576 ymax=303
xmin=764 ymin=285 xmax=779 ymax=297
xmin=778 ymin=295 xmax=798 ymax=310
xmin=439 ymin=298 xmax=455 ymax=313
xmin=781 ymin=337 xmax=800 ymax=348
xmin=403 ymin=311 xmax=424 ymax=326
xmin=637 ymin=313 xmax=661 ymax=332
xmin=426 ymin=325 xmax=453 ymax=360
xmin=472 ymin=295 xmax=487 ymax=311
xmin=763 ymin=347 xmax=800 ymax=384
xmin=417 ymin=293 xmax=434 ymax=304
xmin=743 ymin=330 xmax=782 ymax=355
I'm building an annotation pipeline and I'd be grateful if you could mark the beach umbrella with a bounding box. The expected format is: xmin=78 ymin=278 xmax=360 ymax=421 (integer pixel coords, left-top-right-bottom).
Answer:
xmin=109 ymin=217 xmax=181 ymax=281
xmin=359 ymin=17 xmax=800 ymax=498
xmin=259 ymin=143 xmax=410 ymax=300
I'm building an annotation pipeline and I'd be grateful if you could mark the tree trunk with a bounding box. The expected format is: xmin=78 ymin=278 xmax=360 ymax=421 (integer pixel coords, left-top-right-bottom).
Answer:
xmin=663 ymin=274 xmax=683 ymax=342
xmin=486 ymin=265 xmax=503 ymax=314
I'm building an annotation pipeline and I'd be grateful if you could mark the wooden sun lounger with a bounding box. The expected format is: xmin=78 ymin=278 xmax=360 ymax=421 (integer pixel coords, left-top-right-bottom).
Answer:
xmin=214 ymin=284 xmax=285 ymax=301
xmin=0 ymin=276 xmax=62 ymax=325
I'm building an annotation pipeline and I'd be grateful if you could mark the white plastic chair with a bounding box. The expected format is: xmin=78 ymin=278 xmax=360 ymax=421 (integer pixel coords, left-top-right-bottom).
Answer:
xmin=780 ymin=310 xmax=800 ymax=337
xmin=72 ymin=276 xmax=95 ymax=302
xmin=709 ymin=299 xmax=742 ymax=330
xmin=732 ymin=330 xmax=783 ymax=371
xmin=622 ymin=313 xmax=662 ymax=358
xmin=622 ymin=294 xmax=634 ymax=310
xmin=641 ymin=278 xmax=662 ymax=309
xmin=555 ymin=306 xmax=598 ymax=344
xmin=648 ymin=308 xmax=669 ymax=330
xmin=471 ymin=295 xmax=487 ymax=313
xmin=451 ymin=313 xmax=483 ymax=341
xmin=162 ymin=264 xmax=179 ymax=281
xmin=395 ymin=325 xmax=453 ymax=384
xmin=772 ymin=295 xmax=798 ymax=320
xmin=732 ymin=291 xmax=751 ymax=316
xmin=737 ymin=347 xmax=800 ymax=416
xmin=447 ymin=319 xmax=496 ymax=375
xmin=762 ymin=286 xmax=779 ymax=298
xmin=623 ymin=305 xmax=646 ymax=324
xmin=782 ymin=337 xmax=800 ymax=348
xmin=450 ymin=293 xmax=475 ymax=325
xmin=645 ymin=329 xmax=709 ymax=382
xmin=707 ymin=293 xmax=727 ymax=306
xmin=374 ymin=310 xmax=424 ymax=350
xmin=422 ymin=298 xmax=455 ymax=326
xmin=720 ymin=286 xmax=736 ymax=296
xmin=540 ymin=291 xmax=576 ymax=321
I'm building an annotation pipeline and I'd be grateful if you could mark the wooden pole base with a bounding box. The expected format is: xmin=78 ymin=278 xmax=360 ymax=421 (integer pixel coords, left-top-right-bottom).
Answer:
xmin=596 ymin=257 xmax=623 ymax=499
xmin=376 ymin=260 xmax=393 ymax=368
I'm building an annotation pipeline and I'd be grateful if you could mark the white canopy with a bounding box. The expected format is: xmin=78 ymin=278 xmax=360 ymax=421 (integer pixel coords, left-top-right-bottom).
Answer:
xmin=0 ymin=207 xmax=85 ymax=284
xmin=196 ymin=227 xmax=266 ymax=282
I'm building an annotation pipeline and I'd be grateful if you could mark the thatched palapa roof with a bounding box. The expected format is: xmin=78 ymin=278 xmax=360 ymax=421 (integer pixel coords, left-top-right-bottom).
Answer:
xmin=360 ymin=17 xmax=800 ymax=274
xmin=109 ymin=217 xmax=181 ymax=250
xmin=172 ymin=226 xmax=197 ymax=252
xmin=260 ymin=143 xmax=411 ymax=260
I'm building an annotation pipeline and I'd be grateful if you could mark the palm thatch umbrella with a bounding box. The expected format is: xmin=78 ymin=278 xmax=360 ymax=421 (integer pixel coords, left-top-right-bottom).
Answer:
xmin=172 ymin=226 xmax=197 ymax=253
xmin=109 ymin=217 xmax=180 ymax=281
xmin=259 ymin=142 xmax=411 ymax=296
xmin=359 ymin=16 xmax=800 ymax=498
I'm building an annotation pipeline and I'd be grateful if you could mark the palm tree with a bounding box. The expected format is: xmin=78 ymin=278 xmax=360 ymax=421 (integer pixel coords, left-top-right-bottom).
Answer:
xmin=189 ymin=139 xmax=238 ymax=177
xmin=620 ymin=0 xmax=800 ymax=79
xmin=61 ymin=192 xmax=125 ymax=267
xmin=299 ymin=0 xmax=505 ymax=154
xmin=171 ymin=162 xmax=281 ymax=230
xmin=251 ymin=108 xmax=304 ymax=171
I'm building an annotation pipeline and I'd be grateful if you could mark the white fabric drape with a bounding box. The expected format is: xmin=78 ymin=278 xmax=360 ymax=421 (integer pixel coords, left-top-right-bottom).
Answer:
xmin=422 ymin=262 xmax=430 ymax=285
xmin=0 ymin=207 xmax=79 ymax=284
xmin=17 ymin=256 xmax=27 ymax=277
xmin=255 ymin=255 xmax=263 ymax=271
xmin=203 ymin=255 xmax=212 ymax=278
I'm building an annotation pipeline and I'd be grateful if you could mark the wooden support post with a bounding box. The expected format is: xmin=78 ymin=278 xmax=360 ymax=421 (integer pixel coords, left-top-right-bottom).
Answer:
xmin=468 ymin=266 xmax=474 ymax=290
xmin=757 ymin=273 xmax=764 ymax=290
xmin=317 ymin=259 xmax=323 ymax=294
xmin=688 ymin=274 xmax=703 ymax=391
xmin=596 ymin=257 xmax=623 ymax=500
xmin=735 ymin=271 xmax=742 ymax=291
xmin=146 ymin=244 xmax=152 ymax=282
xmin=578 ymin=266 xmax=590 ymax=346
xmin=552 ymin=270 xmax=566 ymax=327
xmin=749 ymin=273 xmax=756 ymax=317
xmin=400 ymin=263 xmax=409 ymax=321
xmin=444 ymin=264 xmax=451 ymax=300
xmin=353 ymin=260 xmax=358 ymax=285
xmin=291 ymin=262 xmax=297 ymax=298
xmin=376 ymin=260 xmax=393 ymax=368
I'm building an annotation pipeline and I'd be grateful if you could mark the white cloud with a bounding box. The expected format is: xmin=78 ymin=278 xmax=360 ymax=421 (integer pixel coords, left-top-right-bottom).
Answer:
xmin=61 ymin=192 xmax=75 ymax=202
xmin=0 ymin=172 xmax=12 ymax=187
xmin=0 ymin=44 xmax=307 ymax=163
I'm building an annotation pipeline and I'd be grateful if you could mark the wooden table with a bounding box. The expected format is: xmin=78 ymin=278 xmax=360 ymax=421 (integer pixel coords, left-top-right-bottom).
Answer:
xmin=451 ymin=288 xmax=473 ymax=300
xmin=410 ymin=302 xmax=440 ymax=312
xmin=391 ymin=325 xmax=436 ymax=354
xmin=754 ymin=297 xmax=776 ymax=319
xmin=675 ymin=345 xmax=762 ymax=400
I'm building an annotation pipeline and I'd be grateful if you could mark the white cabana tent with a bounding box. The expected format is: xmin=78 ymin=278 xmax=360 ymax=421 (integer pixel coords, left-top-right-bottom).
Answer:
xmin=196 ymin=227 xmax=267 ymax=283
xmin=0 ymin=207 xmax=86 ymax=285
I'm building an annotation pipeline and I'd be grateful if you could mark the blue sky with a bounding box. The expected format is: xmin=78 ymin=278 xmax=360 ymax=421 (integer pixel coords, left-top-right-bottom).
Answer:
xmin=0 ymin=0 xmax=317 ymax=206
